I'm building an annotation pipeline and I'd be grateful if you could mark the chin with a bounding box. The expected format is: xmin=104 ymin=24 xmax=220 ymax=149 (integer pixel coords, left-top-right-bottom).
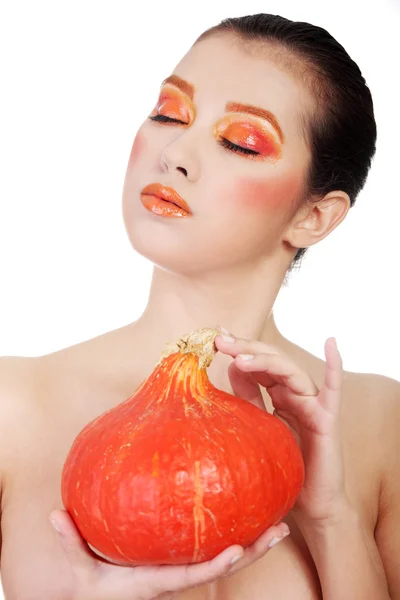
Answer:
xmin=123 ymin=216 xmax=186 ymax=271
xmin=122 ymin=194 xmax=192 ymax=271
xmin=122 ymin=218 xmax=223 ymax=276
xmin=121 ymin=193 xmax=252 ymax=275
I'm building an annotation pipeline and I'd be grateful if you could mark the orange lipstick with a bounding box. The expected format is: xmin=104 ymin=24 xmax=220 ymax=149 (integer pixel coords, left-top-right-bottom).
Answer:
xmin=141 ymin=183 xmax=192 ymax=218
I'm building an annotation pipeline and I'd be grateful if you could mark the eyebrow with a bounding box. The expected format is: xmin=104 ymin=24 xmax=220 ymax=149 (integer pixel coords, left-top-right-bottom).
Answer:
xmin=161 ymin=74 xmax=284 ymax=144
xmin=162 ymin=75 xmax=195 ymax=100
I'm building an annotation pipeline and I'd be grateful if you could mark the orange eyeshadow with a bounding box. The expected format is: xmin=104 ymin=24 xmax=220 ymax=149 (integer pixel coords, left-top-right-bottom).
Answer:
xmin=152 ymin=86 xmax=193 ymax=122
xmin=214 ymin=117 xmax=282 ymax=160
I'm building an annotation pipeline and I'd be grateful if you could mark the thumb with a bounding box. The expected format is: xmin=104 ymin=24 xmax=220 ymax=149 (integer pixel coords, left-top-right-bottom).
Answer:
xmin=49 ymin=509 xmax=95 ymax=572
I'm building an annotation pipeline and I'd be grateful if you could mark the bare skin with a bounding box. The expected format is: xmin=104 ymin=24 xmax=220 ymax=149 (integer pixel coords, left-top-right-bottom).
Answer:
xmin=1 ymin=31 xmax=399 ymax=599
xmin=0 ymin=319 xmax=391 ymax=599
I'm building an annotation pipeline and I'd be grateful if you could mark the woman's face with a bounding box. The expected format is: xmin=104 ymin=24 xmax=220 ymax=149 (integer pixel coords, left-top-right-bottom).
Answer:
xmin=122 ymin=35 xmax=312 ymax=276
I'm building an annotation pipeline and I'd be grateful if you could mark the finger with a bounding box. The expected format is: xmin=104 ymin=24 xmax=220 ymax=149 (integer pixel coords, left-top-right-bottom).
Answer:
xmin=49 ymin=510 xmax=97 ymax=576
xmin=227 ymin=361 xmax=265 ymax=410
xmin=272 ymin=406 xmax=302 ymax=448
xmin=214 ymin=333 xmax=281 ymax=357
xmin=151 ymin=520 xmax=289 ymax=595
xmin=150 ymin=544 xmax=245 ymax=595
xmin=223 ymin=522 xmax=290 ymax=577
xmin=215 ymin=332 xmax=319 ymax=398
xmin=319 ymin=337 xmax=344 ymax=414
xmin=234 ymin=353 xmax=319 ymax=397
xmin=323 ymin=338 xmax=343 ymax=391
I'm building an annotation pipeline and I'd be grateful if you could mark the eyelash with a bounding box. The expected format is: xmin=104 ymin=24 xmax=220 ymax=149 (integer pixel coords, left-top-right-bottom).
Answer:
xmin=148 ymin=114 xmax=260 ymax=156
xmin=218 ymin=138 xmax=259 ymax=156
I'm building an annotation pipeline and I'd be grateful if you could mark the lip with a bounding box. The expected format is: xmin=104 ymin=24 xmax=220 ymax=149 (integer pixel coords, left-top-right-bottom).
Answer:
xmin=140 ymin=183 xmax=192 ymax=215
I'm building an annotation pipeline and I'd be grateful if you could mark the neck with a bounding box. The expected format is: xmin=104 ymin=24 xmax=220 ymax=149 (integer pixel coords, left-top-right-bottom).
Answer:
xmin=131 ymin=261 xmax=289 ymax=376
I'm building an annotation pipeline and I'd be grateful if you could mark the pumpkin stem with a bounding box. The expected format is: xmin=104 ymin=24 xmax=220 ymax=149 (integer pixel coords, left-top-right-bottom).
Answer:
xmin=157 ymin=327 xmax=221 ymax=370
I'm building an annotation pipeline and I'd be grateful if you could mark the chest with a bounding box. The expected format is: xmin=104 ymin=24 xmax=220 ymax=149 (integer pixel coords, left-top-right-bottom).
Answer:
xmin=1 ymin=471 xmax=323 ymax=600
xmin=0 ymin=374 xmax=379 ymax=600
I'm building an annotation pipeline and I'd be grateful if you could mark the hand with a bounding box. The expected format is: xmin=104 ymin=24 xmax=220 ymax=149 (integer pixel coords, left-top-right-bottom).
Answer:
xmin=214 ymin=326 xmax=351 ymax=528
xmin=49 ymin=509 xmax=290 ymax=600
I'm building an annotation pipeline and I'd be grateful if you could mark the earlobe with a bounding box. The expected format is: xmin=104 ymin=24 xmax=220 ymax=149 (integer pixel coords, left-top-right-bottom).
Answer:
xmin=283 ymin=191 xmax=351 ymax=250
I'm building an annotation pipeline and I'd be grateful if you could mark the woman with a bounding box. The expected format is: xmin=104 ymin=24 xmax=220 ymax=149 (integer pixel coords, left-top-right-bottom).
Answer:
xmin=1 ymin=12 xmax=399 ymax=600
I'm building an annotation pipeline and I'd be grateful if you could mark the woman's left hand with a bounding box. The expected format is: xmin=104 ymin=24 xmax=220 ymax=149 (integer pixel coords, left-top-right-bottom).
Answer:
xmin=214 ymin=327 xmax=352 ymax=528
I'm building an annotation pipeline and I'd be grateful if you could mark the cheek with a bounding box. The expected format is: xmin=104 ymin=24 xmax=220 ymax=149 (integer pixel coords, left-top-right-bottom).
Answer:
xmin=230 ymin=174 xmax=303 ymax=213
xmin=127 ymin=132 xmax=146 ymax=169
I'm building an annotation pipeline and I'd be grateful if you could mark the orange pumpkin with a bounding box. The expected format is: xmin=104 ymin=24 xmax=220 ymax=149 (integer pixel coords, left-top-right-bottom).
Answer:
xmin=61 ymin=327 xmax=304 ymax=565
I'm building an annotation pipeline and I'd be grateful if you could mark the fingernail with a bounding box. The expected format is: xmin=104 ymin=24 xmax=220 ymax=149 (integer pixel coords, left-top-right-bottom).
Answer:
xmin=230 ymin=553 xmax=242 ymax=566
xmin=220 ymin=326 xmax=233 ymax=336
xmin=221 ymin=333 xmax=235 ymax=343
xmin=268 ymin=531 xmax=290 ymax=548
xmin=282 ymin=523 xmax=290 ymax=535
xmin=237 ymin=354 xmax=254 ymax=361
xmin=49 ymin=517 xmax=62 ymax=534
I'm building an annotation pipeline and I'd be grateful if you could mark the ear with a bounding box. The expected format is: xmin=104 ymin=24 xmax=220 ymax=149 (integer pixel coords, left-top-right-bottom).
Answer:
xmin=283 ymin=190 xmax=351 ymax=251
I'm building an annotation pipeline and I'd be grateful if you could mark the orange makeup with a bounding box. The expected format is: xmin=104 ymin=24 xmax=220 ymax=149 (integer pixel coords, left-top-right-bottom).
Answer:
xmin=150 ymin=75 xmax=283 ymax=162
xmin=151 ymin=86 xmax=195 ymax=124
xmin=214 ymin=115 xmax=282 ymax=161
xmin=128 ymin=131 xmax=146 ymax=169
xmin=229 ymin=173 xmax=302 ymax=212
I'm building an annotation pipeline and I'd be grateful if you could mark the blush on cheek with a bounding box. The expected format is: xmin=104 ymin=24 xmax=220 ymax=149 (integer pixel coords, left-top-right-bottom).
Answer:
xmin=231 ymin=174 xmax=303 ymax=212
xmin=127 ymin=132 xmax=146 ymax=169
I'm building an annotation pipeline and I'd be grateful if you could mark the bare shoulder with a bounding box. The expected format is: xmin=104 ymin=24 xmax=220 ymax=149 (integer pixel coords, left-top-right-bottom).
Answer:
xmin=286 ymin=336 xmax=399 ymax=434
xmin=340 ymin=369 xmax=400 ymax=515
xmin=343 ymin=369 xmax=400 ymax=431
xmin=0 ymin=355 xmax=40 ymax=386
xmin=0 ymin=355 xmax=41 ymax=425
xmin=0 ymin=356 xmax=45 ymax=468
xmin=355 ymin=369 xmax=400 ymax=489
xmin=350 ymin=371 xmax=400 ymax=595
xmin=0 ymin=354 xmax=42 ymax=396
xmin=333 ymin=367 xmax=399 ymax=479
xmin=0 ymin=356 xmax=42 ymax=559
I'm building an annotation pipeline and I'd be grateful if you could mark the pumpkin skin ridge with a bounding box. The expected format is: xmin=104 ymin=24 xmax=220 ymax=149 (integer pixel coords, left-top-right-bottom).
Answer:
xmin=61 ymin=328 xmax=305 ymax=566
xmin=61 ymin=398 xmax=139 ymax=562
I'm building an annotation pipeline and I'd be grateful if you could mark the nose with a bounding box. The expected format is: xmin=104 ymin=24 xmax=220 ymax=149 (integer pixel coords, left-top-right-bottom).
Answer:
xmin=160 ymin=134 xmax=200 ymax=181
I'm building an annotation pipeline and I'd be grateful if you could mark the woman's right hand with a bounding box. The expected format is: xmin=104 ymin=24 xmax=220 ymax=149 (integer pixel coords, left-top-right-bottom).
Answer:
xmin=49 ymin=509 xmax=290 ymax=600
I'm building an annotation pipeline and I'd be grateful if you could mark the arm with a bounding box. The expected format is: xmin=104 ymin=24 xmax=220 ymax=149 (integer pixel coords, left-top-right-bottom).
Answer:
xmin=299 ymin=374 xmax=400 ymax=600
xmin=299 ymin=501 xmax=390 ymax=600
xmin=373 ymin=376 xmax=400 ymax=599
xmin=0 ymin=474 xmax=2 ymax=568
xmin=0 ymin=357 xmax=9 ymax=571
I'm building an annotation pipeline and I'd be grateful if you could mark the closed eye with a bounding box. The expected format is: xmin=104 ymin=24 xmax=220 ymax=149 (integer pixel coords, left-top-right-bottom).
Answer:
xmin=148 ymin=115 xmax=260 ymax=156
xmin=217 ymin=138 xmax=260 ymax=156
xmin=149 ymin=115 xmax=186 ymax=125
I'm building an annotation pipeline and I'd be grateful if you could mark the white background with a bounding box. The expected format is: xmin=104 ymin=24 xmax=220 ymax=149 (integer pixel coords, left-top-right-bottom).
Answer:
xmin=0 ymin=1 xmax=399 ymax=596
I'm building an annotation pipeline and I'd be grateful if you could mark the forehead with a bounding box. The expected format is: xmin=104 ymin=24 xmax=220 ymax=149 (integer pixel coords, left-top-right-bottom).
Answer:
xmin=171 ymin=35 xmax=311 ymax=143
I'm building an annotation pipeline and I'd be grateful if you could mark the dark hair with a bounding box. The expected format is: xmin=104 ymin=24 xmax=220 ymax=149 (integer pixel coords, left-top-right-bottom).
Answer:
xmin=194 ymin=14 xmax=377 ymax=277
